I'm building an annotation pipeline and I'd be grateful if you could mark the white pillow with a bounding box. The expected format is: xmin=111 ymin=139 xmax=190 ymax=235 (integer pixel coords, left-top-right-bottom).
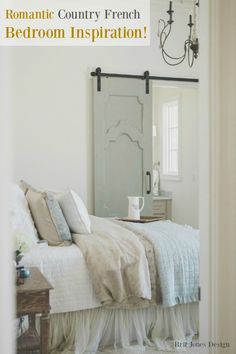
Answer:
xmin=58 ymin=190 xmax=91 ymax=234
xmin=10 ymin=184 xmax=38 ymax=243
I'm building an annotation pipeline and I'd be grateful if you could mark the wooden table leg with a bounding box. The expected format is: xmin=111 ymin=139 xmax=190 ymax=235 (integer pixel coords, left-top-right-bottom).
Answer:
xmin=40 ymin=314 xmax=50 ymax=354
xmin=17 ymin=314 xmax=40 ymax=352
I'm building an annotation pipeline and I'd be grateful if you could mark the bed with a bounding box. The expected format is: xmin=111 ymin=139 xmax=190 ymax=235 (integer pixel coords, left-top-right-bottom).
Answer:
xmin=12 ymin=184 xmax=199 ymax=353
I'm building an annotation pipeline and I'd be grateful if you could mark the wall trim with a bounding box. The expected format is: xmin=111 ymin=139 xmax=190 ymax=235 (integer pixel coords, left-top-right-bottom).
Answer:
xmin=0 ymin=48 xmax=14 ymax=354
xmin=209 ymin=0 xmax=218 ymax=350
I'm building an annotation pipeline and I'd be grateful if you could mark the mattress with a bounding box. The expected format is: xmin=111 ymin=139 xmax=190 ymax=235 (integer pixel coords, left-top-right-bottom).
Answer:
xmin=22 ymin=244 xmax=101 ymax=314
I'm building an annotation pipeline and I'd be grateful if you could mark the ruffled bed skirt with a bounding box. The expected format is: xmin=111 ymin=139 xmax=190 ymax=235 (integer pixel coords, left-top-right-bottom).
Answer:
xmin=49 ymin=303 xmax=199 ymax=354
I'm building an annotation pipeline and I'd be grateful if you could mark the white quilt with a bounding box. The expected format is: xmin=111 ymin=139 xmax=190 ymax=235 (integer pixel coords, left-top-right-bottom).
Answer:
xmin=117 ymin=220 xmax=200 ymax=307
xmin=22 ymin=244 xmax=101 ymax=314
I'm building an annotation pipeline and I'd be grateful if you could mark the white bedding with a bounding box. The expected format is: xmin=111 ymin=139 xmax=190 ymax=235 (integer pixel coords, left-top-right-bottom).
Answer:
xmin=22 ymin=219 xmax=199 ymax=315
xmin=22 ymin=244 xmax=101 ymax=314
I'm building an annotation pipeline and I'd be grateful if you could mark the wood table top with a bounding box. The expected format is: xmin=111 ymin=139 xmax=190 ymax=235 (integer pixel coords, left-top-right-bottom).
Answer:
xmin=16 ymin=267 xmax=53 ymax=294
xmin=117 ymin=216 xmax=165 ymax=223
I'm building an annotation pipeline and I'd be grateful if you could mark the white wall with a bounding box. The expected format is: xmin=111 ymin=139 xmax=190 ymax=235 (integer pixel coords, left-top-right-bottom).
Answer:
xmin=153 ymin=85 xmax=198 ymax=227
xmin=0 ymin=48 xmax=14 ymax=354
xmin=11 ymin=2 xmax=199 ymax=213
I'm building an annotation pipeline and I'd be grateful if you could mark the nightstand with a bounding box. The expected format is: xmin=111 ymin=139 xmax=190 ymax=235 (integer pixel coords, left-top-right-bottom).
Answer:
xmin=16 ymin=267 xmax=53 ymax=354
xmin=153 ymin=196 xmax=172 ymax=220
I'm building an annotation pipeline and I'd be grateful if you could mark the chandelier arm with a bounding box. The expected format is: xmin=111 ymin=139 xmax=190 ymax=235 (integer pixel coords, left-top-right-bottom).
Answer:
xmin=161 ymin=39 xmax=191 ymax=66
xmin=159 ymin=22 xmax=172 ymax=48
xmin=162 ymin=38 xmax=187 ymax=66
xmin=188 ymin=43 xmax=195 ymax=67
xmin=187 ymin=21 xmax=195 ymax=67
xmin=158 ymin=19 xmax=166 ymax=34
xmin=162 ymin=50 xmax=187 ymax=66
xmin=157 ymin=19 xmax=167 ymax=40
xmin=161 ymin=46 xmax=186 ymax=61
xmin=160 ymin=22 xmax=187 ymax=61
xmin=157 ymin=1 xmax=199 ymax=67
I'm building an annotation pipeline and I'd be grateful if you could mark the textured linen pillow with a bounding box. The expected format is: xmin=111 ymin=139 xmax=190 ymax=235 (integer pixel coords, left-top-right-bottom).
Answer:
xmin=26 ymin=189 xmax=72 ymax=246
xmin=58 ymin=190 xmax=91 ymax=234
xmin=10 ymin=184 xmax=38 ymax=243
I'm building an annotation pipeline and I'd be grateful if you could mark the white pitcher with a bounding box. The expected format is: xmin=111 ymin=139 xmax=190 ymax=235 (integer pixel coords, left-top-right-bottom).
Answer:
xmin=128 ymin=196 xmax=144 ymax=220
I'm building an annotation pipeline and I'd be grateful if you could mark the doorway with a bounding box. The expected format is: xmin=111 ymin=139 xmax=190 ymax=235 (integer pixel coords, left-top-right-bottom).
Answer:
xmin=152 ymin=82 xmax=198 ymax=228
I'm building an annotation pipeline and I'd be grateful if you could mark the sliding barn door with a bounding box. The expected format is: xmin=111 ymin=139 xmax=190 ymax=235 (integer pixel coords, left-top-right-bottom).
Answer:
xmin=93 ymin=77 xmax=153 ymax=217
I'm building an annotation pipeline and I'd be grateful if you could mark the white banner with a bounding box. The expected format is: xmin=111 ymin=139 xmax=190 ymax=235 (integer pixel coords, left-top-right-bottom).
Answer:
xmin=0 ymin=0 xmax=150 ymax=46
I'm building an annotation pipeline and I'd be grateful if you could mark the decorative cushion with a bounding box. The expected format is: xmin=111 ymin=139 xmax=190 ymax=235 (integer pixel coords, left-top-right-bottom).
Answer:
xmin=26 ymin=189 xmax=72 ymax=246
xmin=58 ymin=190 xmax=91 ymax=234
xmin=10 ymin=184 xmax=38 ymax=243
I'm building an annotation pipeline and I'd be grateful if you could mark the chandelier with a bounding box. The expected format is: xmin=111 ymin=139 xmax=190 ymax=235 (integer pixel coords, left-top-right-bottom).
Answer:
xmin=157 ymin=0 xmax=199 ymax=67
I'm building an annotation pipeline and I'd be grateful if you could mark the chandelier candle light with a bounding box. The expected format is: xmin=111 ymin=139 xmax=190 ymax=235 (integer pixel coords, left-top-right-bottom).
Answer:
xmin=157 ymin=0 xmax=199 ymax=67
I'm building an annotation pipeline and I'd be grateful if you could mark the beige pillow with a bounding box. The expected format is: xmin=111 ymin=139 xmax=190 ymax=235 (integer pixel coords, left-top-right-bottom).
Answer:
xmin=26 ymin=189 xmax=72 ymax=246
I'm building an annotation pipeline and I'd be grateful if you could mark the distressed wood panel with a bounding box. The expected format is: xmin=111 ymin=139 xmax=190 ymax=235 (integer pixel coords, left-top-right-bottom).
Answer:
xmin=94 ymin=77 xmax=153 ymax=217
